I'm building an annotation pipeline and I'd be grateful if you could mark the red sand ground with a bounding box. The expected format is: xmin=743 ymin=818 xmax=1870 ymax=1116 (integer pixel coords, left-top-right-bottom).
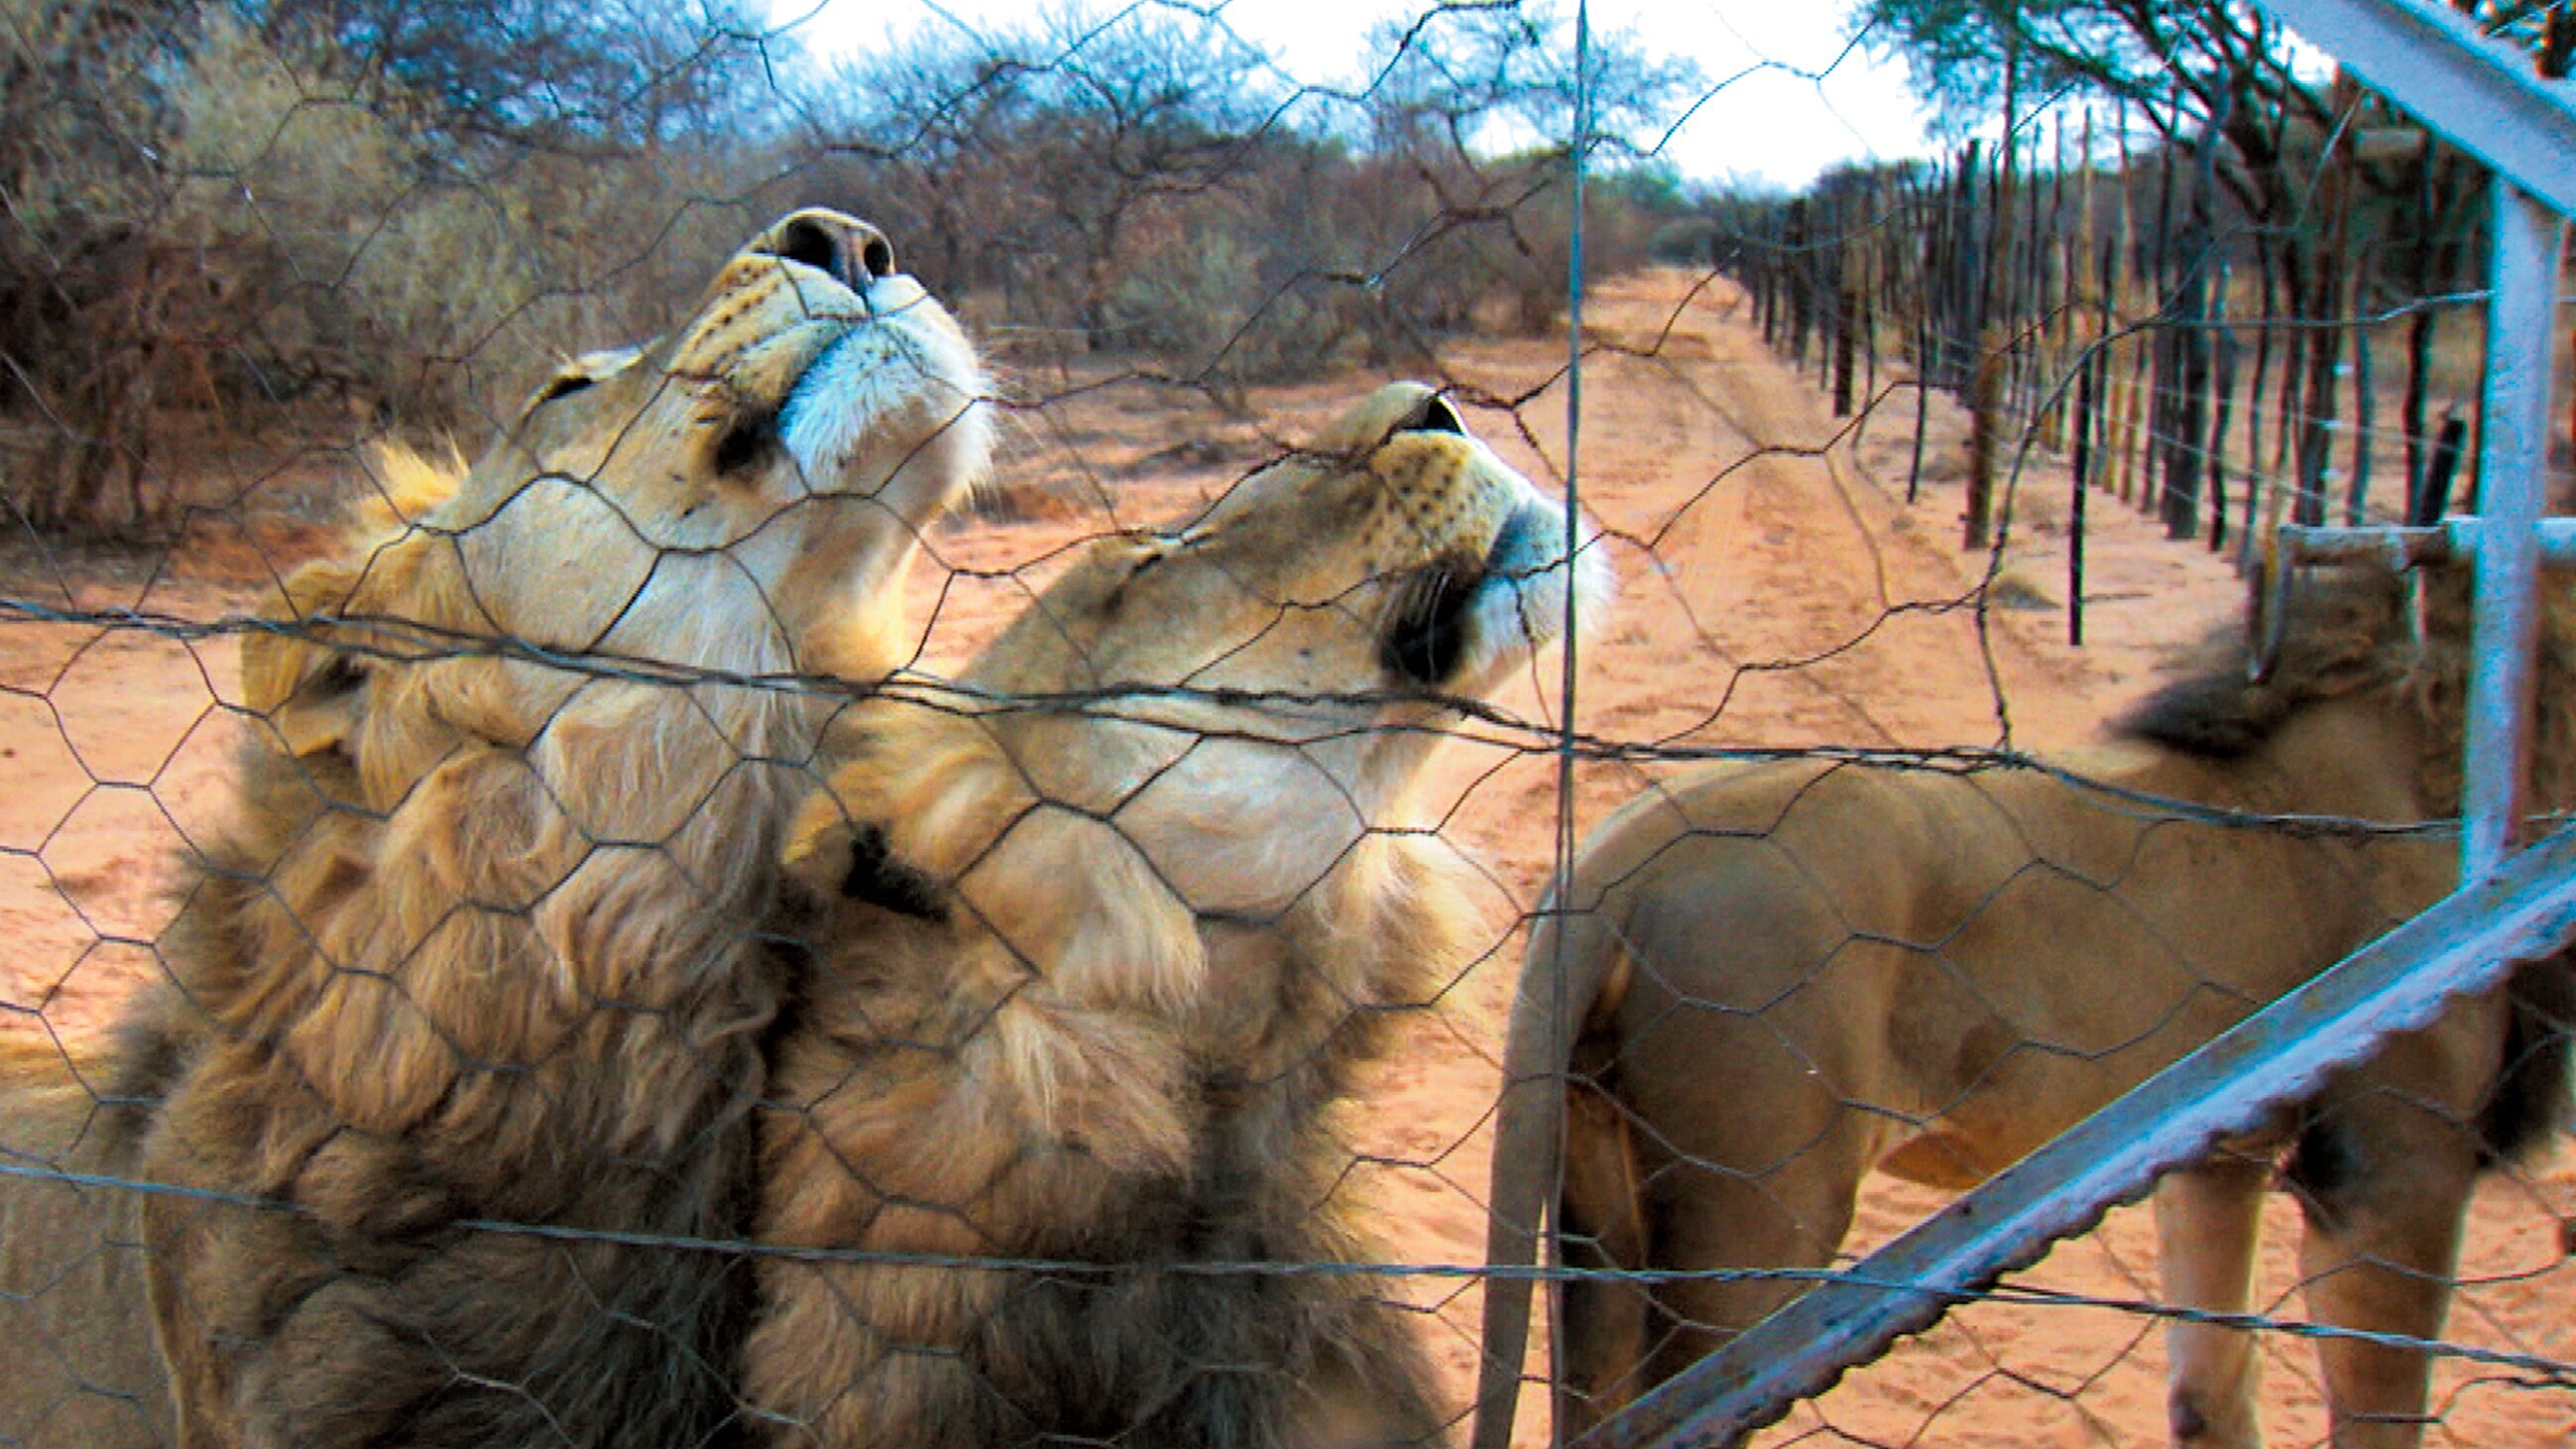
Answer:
xmin=3 ymin=269 xmax=2568 ymax=1445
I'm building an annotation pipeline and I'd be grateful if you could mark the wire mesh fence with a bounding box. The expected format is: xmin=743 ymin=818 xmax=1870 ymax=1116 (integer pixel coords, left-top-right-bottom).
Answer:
xmin=2 ymin=2 xmax=2572 ymax=1447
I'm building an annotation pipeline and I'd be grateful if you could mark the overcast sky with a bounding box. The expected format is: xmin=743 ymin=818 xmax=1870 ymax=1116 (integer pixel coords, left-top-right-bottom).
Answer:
xmin=761 ymin=1 xmax=1943 ymax=188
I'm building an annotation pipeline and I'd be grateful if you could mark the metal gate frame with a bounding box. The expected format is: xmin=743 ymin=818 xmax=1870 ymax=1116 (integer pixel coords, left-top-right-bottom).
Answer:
xmin=1580 ymin=4 xmax=2576 ymax=1443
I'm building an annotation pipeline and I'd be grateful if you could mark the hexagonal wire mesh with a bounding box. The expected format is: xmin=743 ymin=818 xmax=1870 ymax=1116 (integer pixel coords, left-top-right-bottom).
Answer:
xmin=1 ymin=3 xmax=2571 ymax=1448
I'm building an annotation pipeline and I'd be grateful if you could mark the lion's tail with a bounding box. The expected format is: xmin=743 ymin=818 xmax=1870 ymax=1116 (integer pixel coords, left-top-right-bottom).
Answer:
xmin=1470 ymin=894 xmax=1630 ymax=1449
xmin=2477 ymin=954 xmax=2576 ymax=1168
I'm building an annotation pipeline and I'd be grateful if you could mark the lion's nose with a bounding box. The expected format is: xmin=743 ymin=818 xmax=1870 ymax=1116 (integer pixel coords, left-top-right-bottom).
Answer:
xmin=754 ymin=209 xmax=897 ymax=292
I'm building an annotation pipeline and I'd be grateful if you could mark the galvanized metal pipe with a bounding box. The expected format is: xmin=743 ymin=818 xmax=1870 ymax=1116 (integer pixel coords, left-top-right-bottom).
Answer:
xmin=2462 ymin=181 xmax=2566 ymax=880
xmin=2278 ymin=519 xmax=2576 ymax=569
xmin=2248 ymin=0 xmax=2576 ymax=215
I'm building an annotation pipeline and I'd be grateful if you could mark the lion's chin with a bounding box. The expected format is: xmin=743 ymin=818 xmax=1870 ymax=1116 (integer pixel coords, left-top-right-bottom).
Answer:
xmin=779 ymin=292 xmax=991 ymax=500
xmin=1461 ymin=499 xmax=1611 ymax=684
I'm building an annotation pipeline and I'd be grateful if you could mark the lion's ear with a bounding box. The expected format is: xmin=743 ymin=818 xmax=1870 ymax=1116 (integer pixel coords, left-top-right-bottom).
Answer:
xmin=243 ymin=559 xmax=372 ymax=759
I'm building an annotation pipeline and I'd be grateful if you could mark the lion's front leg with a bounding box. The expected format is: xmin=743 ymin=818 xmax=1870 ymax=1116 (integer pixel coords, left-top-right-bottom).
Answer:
xmin=2287 ymin=1049 xmax=2488 ymax=1449
xmin=750 ymin=988 xmax=1194 ymax=1448
xmin=2155 ymin=1151 xmax=2270 ymax=1449
xmin=746 ymin=1256 xmax=1016 ymax=1448
xmin=1282 ymin=1293 xmax=1451 ymax=1449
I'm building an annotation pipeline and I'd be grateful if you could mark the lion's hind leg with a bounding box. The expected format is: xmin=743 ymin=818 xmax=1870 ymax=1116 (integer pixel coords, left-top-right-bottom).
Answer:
xmin=2285 ymin=1066 xmax=2485 ymax=1449
xmin=1551 ymin=1077 xmax=1653 ymax=1442
xmin=1629 ymin=1158 xmax=1865 ymax=1417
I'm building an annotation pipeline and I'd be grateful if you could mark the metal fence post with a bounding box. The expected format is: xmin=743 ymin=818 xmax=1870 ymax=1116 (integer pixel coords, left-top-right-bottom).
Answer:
xmin=2463 ymin=180 xmax=2568 ymax=881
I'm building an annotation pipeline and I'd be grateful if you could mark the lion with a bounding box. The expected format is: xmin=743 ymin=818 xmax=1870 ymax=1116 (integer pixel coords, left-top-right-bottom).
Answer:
xmin=0 ymin=208 xmax=991 ymax=1449
xmin=1472 ymin=560 xmax=2576 ymax=1449
xmin=739 ymin=382 xmax=1609 ymax=1449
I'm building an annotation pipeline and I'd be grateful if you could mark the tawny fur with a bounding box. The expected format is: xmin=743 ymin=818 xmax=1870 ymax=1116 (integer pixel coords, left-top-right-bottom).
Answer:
xmin=48 ymin=210 xmax=988 ymax=1449
xmin=0 ymin=1040 xmax=172 ymax=1447
xmin=744 ymin=382 xmax=1604 ymax=1449
xmin=1473 ymin=562 xmax=2576 ymax=1449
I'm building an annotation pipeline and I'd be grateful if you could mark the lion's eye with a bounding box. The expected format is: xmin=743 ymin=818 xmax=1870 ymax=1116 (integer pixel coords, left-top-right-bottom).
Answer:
xmin=1396 ymin=395 xmax=1464 ymax=438
xmin=533 ymin=372 xmax=597 ymax=407
xmin=533 ymin=343 xmax=646 ymax=411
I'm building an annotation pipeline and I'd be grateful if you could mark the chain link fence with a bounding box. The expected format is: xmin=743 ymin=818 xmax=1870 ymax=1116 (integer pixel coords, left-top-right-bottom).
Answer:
xmin=3 ymin=2 xmax=2572 ymax=1447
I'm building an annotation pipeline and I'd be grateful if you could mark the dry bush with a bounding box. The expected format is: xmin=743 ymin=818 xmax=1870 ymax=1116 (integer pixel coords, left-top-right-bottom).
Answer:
xmin=0 ymin=0 xmax=203 ymax=535
xmin=165 ymin=16 xmax=772 ymax=426
xmin=786 ymin=6 xmax=1694 ymax=396
xmin=1 ymin=0 xmax=772 ymax=539
xmin=2 ymin=0 xmax=1695 ymax=537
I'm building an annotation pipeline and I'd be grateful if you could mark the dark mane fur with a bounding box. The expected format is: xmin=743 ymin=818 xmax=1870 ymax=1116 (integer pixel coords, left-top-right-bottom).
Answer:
xmin=2114 ymin=564 xmax=2413 ymax=761
xmin=2484 ymin=955 xmax=2576 ymax=1165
